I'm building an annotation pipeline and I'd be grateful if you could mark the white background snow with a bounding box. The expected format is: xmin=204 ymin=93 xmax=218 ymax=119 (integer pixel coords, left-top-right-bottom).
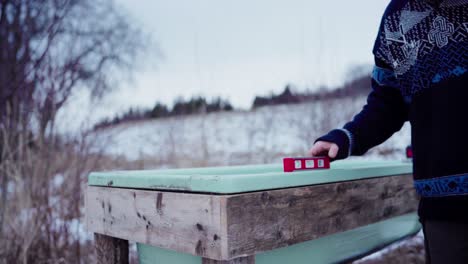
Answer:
xmin=94 ymin=96 xmax=411 ymax=168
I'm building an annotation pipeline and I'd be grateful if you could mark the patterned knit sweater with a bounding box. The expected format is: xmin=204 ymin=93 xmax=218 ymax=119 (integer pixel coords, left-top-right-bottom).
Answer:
xmin=317 ymin=0 xmax=468 ymax=221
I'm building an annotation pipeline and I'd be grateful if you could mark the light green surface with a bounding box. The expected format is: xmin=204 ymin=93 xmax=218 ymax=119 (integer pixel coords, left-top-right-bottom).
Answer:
xmin=137 ymin=213 xmax=421 ymax=264
xmin=88 ymin=160 xmax=412 ymax=194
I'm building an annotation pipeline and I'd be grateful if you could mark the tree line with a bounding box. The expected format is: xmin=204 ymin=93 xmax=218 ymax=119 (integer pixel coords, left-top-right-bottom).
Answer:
xmin=93 ymin=97 xmax=234 ymax=130
xmin=94 ymin=71 xmax=371 ymax=130
xmin=252 ymin=73 xmax=371 ymax=108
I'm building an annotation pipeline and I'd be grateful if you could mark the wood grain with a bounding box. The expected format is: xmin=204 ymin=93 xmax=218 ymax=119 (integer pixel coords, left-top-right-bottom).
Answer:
xmin=225 ymin=174 xmax=418 ymax=258
xmin=95 ymin=233 xmax=129 ymax=264
xmin=86 ymin=174 xmax=418 ymax=261
xmin=86 ymin=186 xmax=226 ymax=259
xmin=202 ymin=256 xmax=255 ymax=264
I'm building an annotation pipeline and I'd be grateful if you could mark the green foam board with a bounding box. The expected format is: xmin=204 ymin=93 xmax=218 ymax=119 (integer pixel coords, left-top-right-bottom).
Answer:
xmin=88 ymin=160 xmax=412 ymax=194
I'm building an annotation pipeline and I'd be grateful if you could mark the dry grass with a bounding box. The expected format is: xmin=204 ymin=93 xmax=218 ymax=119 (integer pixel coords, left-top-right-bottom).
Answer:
xmin=0 ymin=129 xmax=106 ymax=263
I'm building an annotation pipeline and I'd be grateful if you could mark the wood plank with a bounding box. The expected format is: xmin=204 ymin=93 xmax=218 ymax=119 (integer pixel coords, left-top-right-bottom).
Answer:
xmin=95 ymin=233 xmax=129 ymax=264
xmin=225 ymin=174 xmax=418 ymax=258
xmin=202 ymin=256 xmax=255 ymax=264
xmin=86 ymin=186 xmax=227 ymax=260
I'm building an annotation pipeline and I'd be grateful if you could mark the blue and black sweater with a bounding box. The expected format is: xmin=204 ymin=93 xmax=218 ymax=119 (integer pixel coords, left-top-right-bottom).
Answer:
xmin=317 ymin=0 xmax=468 ymax=221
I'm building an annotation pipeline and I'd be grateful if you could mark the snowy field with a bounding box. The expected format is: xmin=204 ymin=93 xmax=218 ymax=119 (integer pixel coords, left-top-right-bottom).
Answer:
xmin=94 ymin=96 xmax=411 ymax=168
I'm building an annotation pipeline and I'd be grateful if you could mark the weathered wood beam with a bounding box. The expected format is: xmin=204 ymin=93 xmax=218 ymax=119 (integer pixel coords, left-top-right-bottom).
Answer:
xmin=202 ymin=256 xmax=255 ymax=264
xmin=86 ymin=174 xmax=418 ymax=260
xmin=225 ymin=174 xmax=418 ymax=258
xmin=86 ymin=186 xmax=227 ymax=260
xmin=95 ymin=233 xmax=129 ymax=264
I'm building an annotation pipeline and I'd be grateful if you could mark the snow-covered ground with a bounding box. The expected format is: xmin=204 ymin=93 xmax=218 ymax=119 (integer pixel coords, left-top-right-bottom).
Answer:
xmin=94 ymin=96 xmax=411 ymax=168
xmin=354 ymin=231 xmax=425 ymax=264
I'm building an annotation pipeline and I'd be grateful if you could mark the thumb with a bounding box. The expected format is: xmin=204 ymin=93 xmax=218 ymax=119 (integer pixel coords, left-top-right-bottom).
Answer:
xmin=328 ymin=144 xmax=339 ymax=159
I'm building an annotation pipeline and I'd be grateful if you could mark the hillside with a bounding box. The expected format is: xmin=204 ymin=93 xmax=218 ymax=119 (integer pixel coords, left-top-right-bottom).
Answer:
xmin=93 ymin=95 xmax=411 ymax=169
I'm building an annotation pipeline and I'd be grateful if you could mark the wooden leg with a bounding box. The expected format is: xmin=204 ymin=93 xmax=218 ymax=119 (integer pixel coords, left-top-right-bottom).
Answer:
xmin=95 ymin=233 xmax=129 ymax=264
xmin=202 ymin=256 xmax=255 ymax=264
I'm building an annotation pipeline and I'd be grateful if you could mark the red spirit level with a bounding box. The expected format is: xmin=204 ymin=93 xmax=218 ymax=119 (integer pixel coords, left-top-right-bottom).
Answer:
xmin=283 ymin=156 xmax=330 ymax=172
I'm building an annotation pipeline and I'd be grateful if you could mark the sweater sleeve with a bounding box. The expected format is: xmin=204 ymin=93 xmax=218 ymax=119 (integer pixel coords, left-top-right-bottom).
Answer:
xmin=315 ymin=12 xmax=409 ymax=159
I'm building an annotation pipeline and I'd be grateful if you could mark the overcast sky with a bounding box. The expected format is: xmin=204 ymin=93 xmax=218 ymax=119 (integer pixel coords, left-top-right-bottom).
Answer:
xmin=62 ymin=0 xmax=390 ymax=130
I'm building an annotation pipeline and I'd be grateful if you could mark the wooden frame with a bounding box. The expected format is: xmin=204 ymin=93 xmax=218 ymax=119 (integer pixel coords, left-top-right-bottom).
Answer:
xmin=86 ymin=174 xmax=418 ymax=263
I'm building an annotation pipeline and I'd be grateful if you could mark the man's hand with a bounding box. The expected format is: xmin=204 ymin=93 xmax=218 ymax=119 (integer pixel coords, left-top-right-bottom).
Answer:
xmin=310 ymin=141 xmax=339 ymax=159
